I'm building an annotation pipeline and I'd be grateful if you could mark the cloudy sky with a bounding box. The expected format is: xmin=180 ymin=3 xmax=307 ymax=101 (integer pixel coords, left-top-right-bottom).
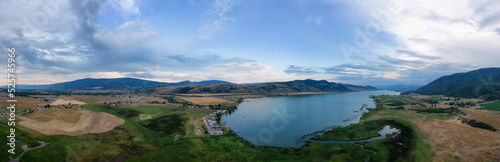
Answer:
xmin=1 ymin=0 xmax=500 ymax=86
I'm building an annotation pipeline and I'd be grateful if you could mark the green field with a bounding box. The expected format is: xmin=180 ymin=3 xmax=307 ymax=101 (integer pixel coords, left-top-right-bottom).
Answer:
xmin=482 ymin=101 xmax=500 ymax=111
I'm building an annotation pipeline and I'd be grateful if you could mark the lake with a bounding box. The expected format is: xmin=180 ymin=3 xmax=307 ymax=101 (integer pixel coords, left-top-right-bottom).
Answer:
xmin=222 ymin=90 xmax=400 ymax=148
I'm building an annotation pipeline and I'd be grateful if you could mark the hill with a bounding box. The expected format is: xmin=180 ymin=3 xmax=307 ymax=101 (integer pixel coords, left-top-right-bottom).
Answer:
xmin=16 ymin=78 xmax=231 ymax=90
xmin=159 ymin=79 xmax=377 ymax=94
xmin=413 ymin=68 xmax=500 ymax=100
xmin=376 ymin=84 xmax=422 ymax=92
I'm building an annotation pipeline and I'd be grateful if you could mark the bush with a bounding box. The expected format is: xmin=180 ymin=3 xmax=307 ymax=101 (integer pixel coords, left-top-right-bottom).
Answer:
xmin=466 ymin=119 xmax=497 ymax=131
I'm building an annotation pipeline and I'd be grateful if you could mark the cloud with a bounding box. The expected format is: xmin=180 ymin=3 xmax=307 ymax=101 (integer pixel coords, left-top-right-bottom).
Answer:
xmin=114 ymin=0 xmax=139 ymax=15
xmin=307 ymin=16 xmax=323 ymax=26
xmin=286 ymin=61 xmax=478 ymax=85
xmin=344 ymin=0 xmax=500 ymax=67
xmin=284 ymin=65 xmax=322 ymax=75
xmin=395 ymin=49 xmax=440 ymax=60
xmin=0 ymin=0 xmax=159 ymax=83
xmin=198 ymin=0 xmax=237 ymax=39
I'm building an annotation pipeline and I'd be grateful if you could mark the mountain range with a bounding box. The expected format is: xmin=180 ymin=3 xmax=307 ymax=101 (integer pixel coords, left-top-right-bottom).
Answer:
xmin=158 ymin=79 xmax=378 ymax=94
xmin=12 ymin=78 xmax=378 ymax=94
xmin=413 ymin=67 xmax=500 ymax=100
xmin=15 ymin=78 xmax=231 ymax=90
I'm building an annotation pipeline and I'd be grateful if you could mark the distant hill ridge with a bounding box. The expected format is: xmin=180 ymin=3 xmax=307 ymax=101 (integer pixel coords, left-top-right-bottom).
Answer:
xmin=413 ymin=67 xmax=500 ymax=100
xmin=159 ymin=79 xmax=378 ymax=94
xmin=15 ymin=78 xmax=231 ymax=90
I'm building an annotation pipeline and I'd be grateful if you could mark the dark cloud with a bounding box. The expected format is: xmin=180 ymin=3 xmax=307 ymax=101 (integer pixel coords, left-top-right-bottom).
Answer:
xmin=0 ymin=0 xmax=160 ymax=77
xmin=480 ymin=11 xmax=500 ymax=28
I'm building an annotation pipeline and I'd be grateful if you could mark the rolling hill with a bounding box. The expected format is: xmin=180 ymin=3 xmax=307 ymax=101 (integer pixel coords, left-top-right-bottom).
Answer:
xmin=158 ymin=79 xmax=378 ymax=94
xmin=413 ymin=68 xmax=500 ymax=100
xmin=15 ymin=78 xmax=231 ymax=90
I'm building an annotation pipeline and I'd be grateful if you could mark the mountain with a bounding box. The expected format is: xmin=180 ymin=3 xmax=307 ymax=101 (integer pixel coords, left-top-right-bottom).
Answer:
xmin=376 ymin=84 xmax=423 ymax=92
xmin=413 ymin=68 xmax=500 ymax=100
xmin=15 ymin=78 xmax=231 ymax=90
xmin=158 ymin=79 xmax=378 ymax=94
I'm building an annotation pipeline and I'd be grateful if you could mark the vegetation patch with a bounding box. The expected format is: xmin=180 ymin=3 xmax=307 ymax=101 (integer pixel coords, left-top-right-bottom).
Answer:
xmin=141 ymin=115 xmax=186 ymax=136
xmin=103 ymin=105 xmax=141 ymax=118
xmin=463 ymin=119 xmax=497 ymax=131
xmin=482 ymin=101 xmax=500 ymax=111
xmin=312 ymin=120 xmax=395 ymax=141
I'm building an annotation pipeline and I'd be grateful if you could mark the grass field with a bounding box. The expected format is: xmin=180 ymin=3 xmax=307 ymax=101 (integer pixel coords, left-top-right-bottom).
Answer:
xmin=482 ymin=101 xmax=500 ymax=111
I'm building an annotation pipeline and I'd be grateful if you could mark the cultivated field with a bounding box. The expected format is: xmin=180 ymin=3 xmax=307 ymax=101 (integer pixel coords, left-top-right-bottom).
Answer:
xmin=179 ymin=97 xmax=235 ymax=105
xmin=27 ymin=108 xmax=81 ymax=123
xmin=50 ymin=99 xmax=87 ymax=106
xmin=0 ymin=96 xmax=48 ymax=113
xmin=19 ymin=109 xmax=124 ymax=136
xmin=482 ymin=101 xmax=500 ymax=111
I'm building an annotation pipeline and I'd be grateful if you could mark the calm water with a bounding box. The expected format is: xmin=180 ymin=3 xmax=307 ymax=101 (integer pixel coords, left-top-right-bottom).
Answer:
xmin=222 ymin=90 xmax=400 ymax=148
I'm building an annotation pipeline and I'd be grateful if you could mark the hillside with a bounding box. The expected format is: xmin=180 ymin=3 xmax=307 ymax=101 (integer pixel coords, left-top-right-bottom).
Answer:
xmin=16 ymin=78 xmax=231 ymax=90
xmin=376 ymin=84 xmax=422 ymax=92
xmin=158 ymin=79 xmax=377 ymax=94
xmin=413 ymin=68 xmax=500 ymax=100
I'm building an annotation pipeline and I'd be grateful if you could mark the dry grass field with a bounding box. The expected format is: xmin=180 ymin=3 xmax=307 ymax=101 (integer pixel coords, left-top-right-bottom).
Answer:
xmin=19 ymin=109 xmax=124 ymax=136
xmin=461 ymin=108 xmax=500 ymax=130
xmin=414 ymin=117 xmax=500 ymax=161
xmin=27 ymin=108 xmax=82 ymax=123
xmin=180 ymin=97 xmax=235 ymax=105
xmin=64 ymin=95 xmax=170 ymax=105
xmin=0 ymin=96 xmax=47 ymax=108
xmin=50 ymin=99 xmax=87 ymax=106
xmin=366 ymin=109 xmax=500 ymax=161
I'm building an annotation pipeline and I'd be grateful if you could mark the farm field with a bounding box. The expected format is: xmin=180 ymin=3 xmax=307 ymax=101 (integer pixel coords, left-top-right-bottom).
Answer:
xmin=19 ymin=109 xmax=124 ymax=136
xmin=50 ymin=99 xmax=87 ymax=106
xmin=482 ymin=101 xmax=500 ymax=111
xmin=0 ymin=96 xmax=48 ymax=113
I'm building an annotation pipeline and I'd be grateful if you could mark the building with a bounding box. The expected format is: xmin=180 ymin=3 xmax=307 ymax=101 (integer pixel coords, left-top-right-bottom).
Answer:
xmin=214 ymin=128 xmax=223 ymax=135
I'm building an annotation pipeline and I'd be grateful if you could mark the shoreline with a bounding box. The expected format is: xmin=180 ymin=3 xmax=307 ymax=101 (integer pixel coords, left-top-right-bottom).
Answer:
xmin=220 ymin=91 xmax=383 ymax=148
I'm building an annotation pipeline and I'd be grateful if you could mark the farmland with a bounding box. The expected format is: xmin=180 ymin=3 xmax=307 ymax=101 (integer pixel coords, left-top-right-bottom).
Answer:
xmin=482 ymin=101 xmax=500 ymax=111
xmin=19 ymin=109 xmax=125 ymax=136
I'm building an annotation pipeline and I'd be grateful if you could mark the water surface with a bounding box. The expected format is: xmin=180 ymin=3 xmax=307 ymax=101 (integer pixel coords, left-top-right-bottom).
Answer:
xmin=222 ymin=90 xmax=400 ymax=148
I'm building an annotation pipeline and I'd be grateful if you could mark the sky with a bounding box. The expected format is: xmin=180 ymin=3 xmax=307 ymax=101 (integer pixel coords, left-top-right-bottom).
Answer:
xmin=1 ymin=0 xmax=500 ymax=86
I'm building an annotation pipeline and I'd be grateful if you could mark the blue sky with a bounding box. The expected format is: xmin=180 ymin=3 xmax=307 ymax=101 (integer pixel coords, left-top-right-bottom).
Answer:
xmin=2 ymin=0 xmax=500 ymax=85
